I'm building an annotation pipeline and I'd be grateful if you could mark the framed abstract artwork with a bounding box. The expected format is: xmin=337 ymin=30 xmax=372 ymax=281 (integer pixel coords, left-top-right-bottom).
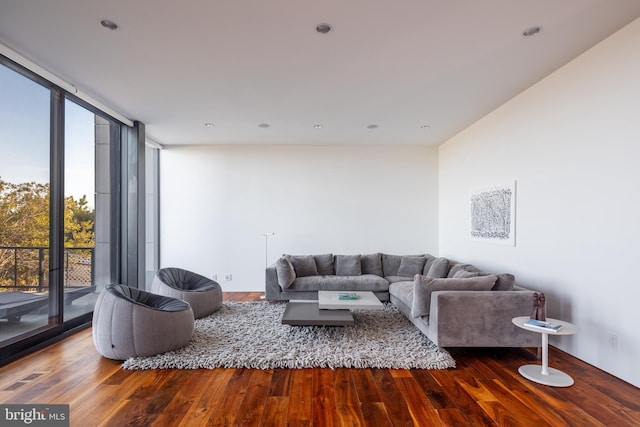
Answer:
xmin=470 ymin=182 xmax=516 ymax=246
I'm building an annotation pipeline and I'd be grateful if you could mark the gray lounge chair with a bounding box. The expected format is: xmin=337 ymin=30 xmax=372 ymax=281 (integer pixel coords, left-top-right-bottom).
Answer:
xmin=150 ymin=267 xmax=222 ymax=319
xmin=92 ymin=284 xmax=194 ymax=360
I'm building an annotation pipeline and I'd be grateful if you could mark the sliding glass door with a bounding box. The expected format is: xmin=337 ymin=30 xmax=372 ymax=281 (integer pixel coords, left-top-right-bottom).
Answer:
xmin=0 ymin=57 xmax=137 ymax=359
xmin=0 ymin=61 xmax=51 ymax=342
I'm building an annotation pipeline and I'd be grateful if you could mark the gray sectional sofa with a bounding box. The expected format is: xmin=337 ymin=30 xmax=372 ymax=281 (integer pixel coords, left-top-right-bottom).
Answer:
xmin=266 ymin=253 xmax=540 ymax=348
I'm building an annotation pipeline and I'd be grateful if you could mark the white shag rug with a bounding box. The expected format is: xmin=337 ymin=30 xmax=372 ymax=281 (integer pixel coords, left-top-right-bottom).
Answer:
xmin=122 ymin=301 xmax=456 ymax=370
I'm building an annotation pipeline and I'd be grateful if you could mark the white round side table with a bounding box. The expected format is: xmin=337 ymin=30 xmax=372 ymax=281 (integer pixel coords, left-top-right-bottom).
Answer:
xmin=512 ymin=316 xmax=578 ymax=387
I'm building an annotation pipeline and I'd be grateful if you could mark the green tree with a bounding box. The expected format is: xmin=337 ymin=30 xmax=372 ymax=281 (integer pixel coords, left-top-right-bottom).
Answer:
xmin=0 ymin=179 xmax=50 ymax=247
xmin=0 ymin=178 xmax=95 ymax=288
xmin=64 ymin=194 xmax=95 ymax=246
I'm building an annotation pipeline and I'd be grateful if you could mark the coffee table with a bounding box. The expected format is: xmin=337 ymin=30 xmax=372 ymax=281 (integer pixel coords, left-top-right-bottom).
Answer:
xmin=282 ymin=291 xmax=384 ymax=326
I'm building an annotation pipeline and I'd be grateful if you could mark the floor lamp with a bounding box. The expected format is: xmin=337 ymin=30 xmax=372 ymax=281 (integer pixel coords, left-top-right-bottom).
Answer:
xmin=260 ymin=232 xmax=275 ymax=299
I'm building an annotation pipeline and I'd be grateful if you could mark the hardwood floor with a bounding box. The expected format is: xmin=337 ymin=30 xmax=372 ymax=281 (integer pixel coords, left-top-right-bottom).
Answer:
xmin=1 ymin=292 xmax=638 ymax=426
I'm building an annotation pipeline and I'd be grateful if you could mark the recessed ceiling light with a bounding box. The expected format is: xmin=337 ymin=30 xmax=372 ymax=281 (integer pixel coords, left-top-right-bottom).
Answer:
xmin=366 ymin=124 xmax=379 ymax=129
xmin=314 ymin=124 xmax=323 ymax=129
xmin=258 ymin=123 xmax=271 ymax=128
xmin=204 ymin=123 xmax=214 ymax=128
xmin=316 ymin=23 xmax=332 ymax=34
xmin=100 ymin=19 xmax=119 ymax=31
xmin=522 ymin=26 xmax=541 ymax=37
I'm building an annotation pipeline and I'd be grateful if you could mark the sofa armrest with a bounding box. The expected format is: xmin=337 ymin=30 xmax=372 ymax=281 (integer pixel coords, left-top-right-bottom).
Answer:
xmin=265 ymin=263 xmax=283 ymax=301
xmin=428 ymin=290 xmax=541 ymax=347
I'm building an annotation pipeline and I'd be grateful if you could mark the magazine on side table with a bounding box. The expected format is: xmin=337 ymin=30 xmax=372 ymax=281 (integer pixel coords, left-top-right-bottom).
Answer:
xmin=524 ymin=318 xmax=564 ymax=332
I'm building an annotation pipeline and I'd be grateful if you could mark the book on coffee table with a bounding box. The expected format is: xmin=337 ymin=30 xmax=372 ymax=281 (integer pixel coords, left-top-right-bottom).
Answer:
xmin=337 ymin=293 xmax=359 ymax=300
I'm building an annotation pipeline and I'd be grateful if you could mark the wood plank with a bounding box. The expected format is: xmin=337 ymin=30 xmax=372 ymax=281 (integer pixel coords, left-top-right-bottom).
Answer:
xmin=267 ymin=368 xmax=291 ymax=397
xmin=411 ymin=369 xmax=459 ymax=410
xmin=478 ymin=379 xmax=550 ymax=427
xmin=429 ymin=369 xmax=498 ymax=426
xmin=393 ymin=376 xmax=445 ymax=426
xmin=371 ymin=368 xmax=414 ymax=427
xmin=261 ymin=396 xmax=289 ymax=427
xmin=233 ymin=369 xmax=273 ymax=426
xmin=351 ymin=368 xmax=383 ymax=403
xmin=312 ymin=369 xmax=337 ymax=427
xmin=151 ymin=369 xmax=219 ymax=427
xmin=333 ymin=368 xmax=366 ymax=426
xmin=359 ymin=402 xmax=393 ymax=427
xmin=436 ymin=408 xmax=473 ymax=427
xmin=184 ymin=368 xmax=249 ymax=427
xmin=287 ymin=368 xmax=313 ymax=424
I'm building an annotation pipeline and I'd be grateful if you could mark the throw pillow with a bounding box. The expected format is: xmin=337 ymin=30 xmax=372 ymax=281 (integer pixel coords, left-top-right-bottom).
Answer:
xmin=411 ymin=275 xmax=497 ymax=318
xmin=335 ymin=255 xmax=362 ymax=276
xmin=491 ymin=273 xmax=516 ymax=291
xmin=397 ymin=256 xmax=427 ymax=277
xmin=452 ymin=270 xmax=479 ymax=279
xmin=425 ymin=257 xmax=449 ymax=278
xmin=421 ymin=255 xmax=436 ymax=275
xmin=313 ymin=253 xmax=334 ymax=275
xmin=447 ymin=263 xmax=480 ymax=278
xmin=361 ymin=253 xmax=383 ymax=276
xmin=275 ymin=257 xmax=296 ymax=289
xmin=381 ymin=254 xmax=402 ymax=276
xmin=285 ymin=255 xmax=318 ymax=277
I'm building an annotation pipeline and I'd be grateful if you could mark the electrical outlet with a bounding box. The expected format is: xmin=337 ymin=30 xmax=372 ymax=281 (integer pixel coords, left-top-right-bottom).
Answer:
xmin=608 ymin=333 xmax=619 ymax=350
xmin=225 ymin=274 xmax=232 ymax=281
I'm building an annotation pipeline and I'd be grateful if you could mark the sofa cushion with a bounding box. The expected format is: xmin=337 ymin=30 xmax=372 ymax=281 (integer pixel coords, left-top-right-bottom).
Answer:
xmin=285 ymin=255 xmax=318 ymax=277
xmin=385 ymin=276 xmax=414 ymax=284
xmin=421 ymin=255 xmax=436 ymax=274
xmin=335 ymin=255 xmax=362 ymax=276
xmin=388 ymin=281 xmax=414 ymax=308
xmin=313 ymin=253 xmax=334 ymax=275
xmin=490 ymin=273 xmax=516 ymax=291
xmin=425 ymin=257 xmax=449 ymax=278
xmin=275 ymin=257 xmax=296 ymax=289
xmin=447 ymin=263 xmax=481 ymax=278
xmin=361 ymin=253 xmax=383 ymax=276
xmin=397 ymin=256 xmax=427 ymax=277
xmin=452 ymin=270 xmax=479 ymax=278
xmin=411 ymin=275 xmax=497 ymax=318
xmin=290 ymin=274 xmax=389 ymax=292
xmin=382 ymin=254 xmax=402 ymax=276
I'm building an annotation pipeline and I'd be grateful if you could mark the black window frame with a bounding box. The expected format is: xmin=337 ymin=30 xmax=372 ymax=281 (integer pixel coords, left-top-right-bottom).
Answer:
xmin=0 ymin=54 xmax=143 ymax=365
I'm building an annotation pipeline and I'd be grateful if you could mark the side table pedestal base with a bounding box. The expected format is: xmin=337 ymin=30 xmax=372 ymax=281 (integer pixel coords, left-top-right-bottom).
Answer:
xmin=518 ymin=364 xmax=574 ymax=387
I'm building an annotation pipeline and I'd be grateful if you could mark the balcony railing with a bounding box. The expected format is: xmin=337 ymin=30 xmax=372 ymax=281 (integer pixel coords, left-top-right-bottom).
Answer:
xmin=0 ymin=246 xmax=94 ymax=292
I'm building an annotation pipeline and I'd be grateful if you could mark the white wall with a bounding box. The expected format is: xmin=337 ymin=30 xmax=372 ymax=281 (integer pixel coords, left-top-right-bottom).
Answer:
xmin=439 ymin=18 xmax=640 ymax=387
xmin=160 ymin=144 xmax=439 ymax=292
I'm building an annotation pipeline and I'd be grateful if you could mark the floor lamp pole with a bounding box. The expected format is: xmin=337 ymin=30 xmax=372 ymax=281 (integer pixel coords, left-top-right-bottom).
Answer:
xmin=260 ymin=232 xmax=275 ymax=268
xmin=259 ymin=232 xmax=274 ymax=300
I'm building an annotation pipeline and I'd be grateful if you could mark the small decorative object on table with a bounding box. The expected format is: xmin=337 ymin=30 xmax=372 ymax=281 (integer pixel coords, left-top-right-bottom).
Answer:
xmin=338 ymin=293 xmax=359 ymax=300
xmin=530 ymin=292 xmax=546 ymax=321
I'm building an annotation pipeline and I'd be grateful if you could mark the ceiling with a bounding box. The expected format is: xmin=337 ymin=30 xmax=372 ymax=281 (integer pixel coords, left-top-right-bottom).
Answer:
xmin=1 ymin=0 xmax=640 ymax=147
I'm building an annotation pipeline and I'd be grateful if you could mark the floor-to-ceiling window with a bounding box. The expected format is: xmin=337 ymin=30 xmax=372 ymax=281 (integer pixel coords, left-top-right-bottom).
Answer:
xmin=0 ymin=55 xmax=141 ymax=360
xmin=0 ymin=59 xmax=51 ymax=342
xmin=62 ymin=98 xmax=114 ymax=322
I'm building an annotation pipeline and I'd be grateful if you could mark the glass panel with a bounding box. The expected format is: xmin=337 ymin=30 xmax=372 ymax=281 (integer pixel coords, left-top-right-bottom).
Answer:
xmin=0 ymin=63 xmax=51 ymax=342
xmin=144 ymin=144 xmax=159 ymax=290
xmin=63 ymin=99 xmax=98 ymax=321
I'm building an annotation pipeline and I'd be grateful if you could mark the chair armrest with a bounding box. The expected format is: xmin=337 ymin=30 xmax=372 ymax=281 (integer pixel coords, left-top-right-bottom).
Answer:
xmin=265 ymin=263 xmax=283 ymax=300
xmin=428 ymin=290 xmax=540 ymax=347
